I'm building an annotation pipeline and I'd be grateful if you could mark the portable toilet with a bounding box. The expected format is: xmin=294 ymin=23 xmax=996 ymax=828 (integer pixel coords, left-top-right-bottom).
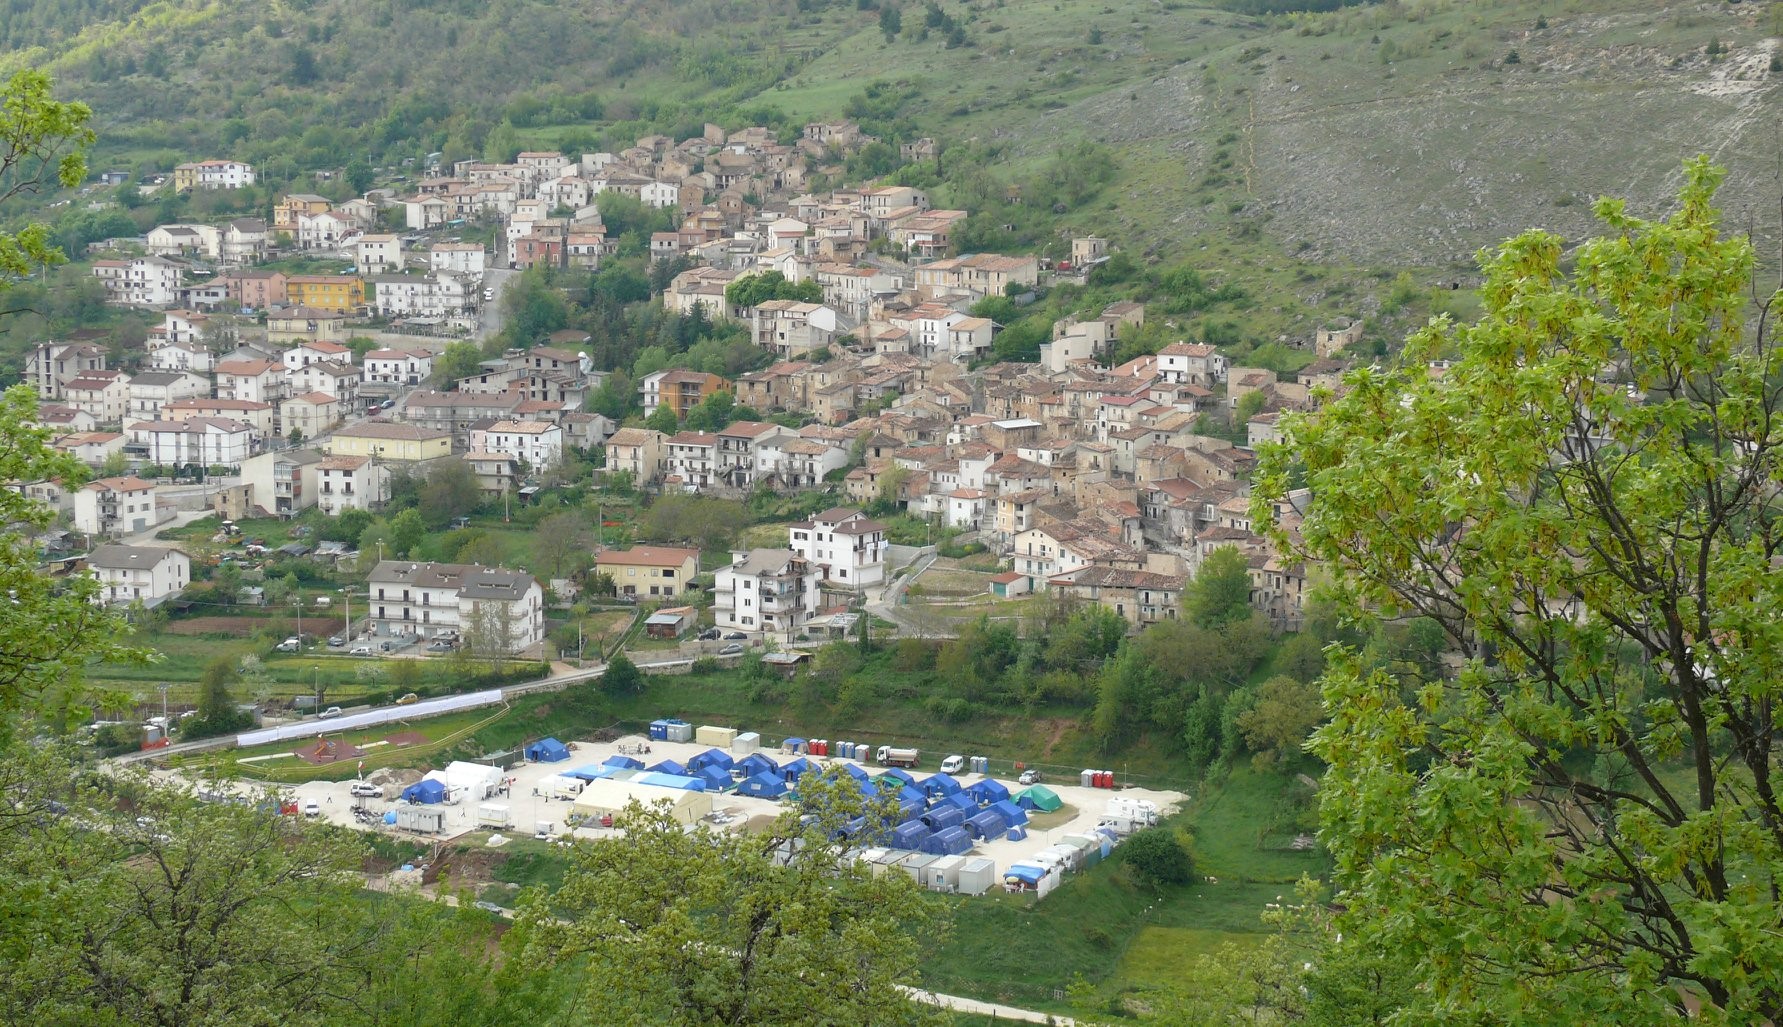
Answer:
xmin=649 ymin=719 xmax=672 ymax=741
xmin=1080 ymin=768 xmax=1096 ymax=787
xmin=927 ymin=854 xmax=966 ymax=892
xmin=957 ymin=857 xmax=996 ymax=896
xmin=839 ymin=741 xmax=855 ymax=759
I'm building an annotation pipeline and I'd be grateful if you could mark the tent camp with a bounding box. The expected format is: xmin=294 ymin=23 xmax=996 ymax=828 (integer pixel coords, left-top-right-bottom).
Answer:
xmin=965 ymin=779 xmax=1010 ymax=805
xmin=400 ymin=779 xmax=446 ymax=804
xmin=921 ymin=805 xmax=966 ymax=832
xmin=1015 ymin=784 xmax=1063 ymax=812
xmin=648 ymin=758 xmax=688 ymax=776
xmin=989 ymin=799 xmax=1029 ymax=826
xmin=921 ymin=825 xmax=972 ymax=856
xmin=687 ymin=748 xmax=734 ymax=773
xmin=524 ymin=737 xmax=570 ymax=763
xmin=918 ymin=773 xmax=962 ymax=797
xmin=966 ymin=808 xmax=1008 ymax=840
xmin=445 ymin=761 xmax=504 ymax=800
xmin=890 ymin=821 xmax=930 ymax=850
xmin=572 ymin=778 xmax=713 ymax=825
xmin=734 ymin=753 xmax=777 ymax=778
xmin=737 ymin=771 xmax=789 ymax=799
xmin=877 ymin=768 xmax=916 ymax=788
xmin=602 ymin=754 xmax=646 ymax=771
xmin=938 ymin=792 xmax=977 ymax=814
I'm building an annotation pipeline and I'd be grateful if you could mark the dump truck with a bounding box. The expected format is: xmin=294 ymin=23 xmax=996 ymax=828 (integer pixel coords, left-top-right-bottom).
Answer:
xmin=875 ymin=745 xmax=920 ymax=768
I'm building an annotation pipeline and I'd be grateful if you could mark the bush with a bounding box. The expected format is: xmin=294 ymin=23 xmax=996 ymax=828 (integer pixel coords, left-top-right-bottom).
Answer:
xmin=690 ymin=656 xmax=720 ymax=675
xmin=1123 ymin=828 xmax=1196 ymax=887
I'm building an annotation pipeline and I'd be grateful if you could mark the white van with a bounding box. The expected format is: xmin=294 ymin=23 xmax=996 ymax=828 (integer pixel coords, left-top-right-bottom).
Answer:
xmin=939 ymin=754 xmax=966 ymax=775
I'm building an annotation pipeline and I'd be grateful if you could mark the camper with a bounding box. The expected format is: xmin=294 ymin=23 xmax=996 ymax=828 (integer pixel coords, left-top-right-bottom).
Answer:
xmin=875 ymin=745 xmax=920 ymax=768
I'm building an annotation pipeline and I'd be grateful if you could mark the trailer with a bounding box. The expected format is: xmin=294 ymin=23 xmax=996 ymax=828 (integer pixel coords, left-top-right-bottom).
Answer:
xmin=957 ymin=857 xmax=997 ymax=896
xmin=477 ymin=803 xmax=512 ymax=829
xmin=394 ymin=806 xmax=446 ymax=835
xmin=875 ymin=745 xmax=920 ymax=768
xmin=695 ymin=725 xmax=738 ymax=747
xmin=926 ymin=854 xmax=966 ymax=892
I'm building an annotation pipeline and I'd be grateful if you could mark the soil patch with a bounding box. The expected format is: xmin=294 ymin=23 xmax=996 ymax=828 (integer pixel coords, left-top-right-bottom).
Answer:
xmin=294 ymin=738 xmax=365 ymax=764
xmin=383 ymin=731 xmax=429 ymax=747
xmin=163 ymin=616 xmax=268 ymax=636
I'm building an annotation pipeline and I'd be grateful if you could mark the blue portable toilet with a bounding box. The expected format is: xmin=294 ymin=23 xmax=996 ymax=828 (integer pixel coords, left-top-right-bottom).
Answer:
xmin=965 ymin=778 xmax=1009 ymax=805
xmin=648 ymin=720 xmax=672 ymax=741
xmin=989 ymin=799 xmax=1029 ymax=827
xmin=400 ymin=779 xmax=445 ymax=804
xmin=525 ymin=737 xmax=571 ymax=763
xmin=921 ymin=805 xmax=966 ymax=832
xmin=737 ymin=771 xmax=788 ymax=799
xmin=890 ymin=821 xmax=930 ymax=850
xmin=383 ymin=810 xmax=397 ymax=825
xmin=966 ymin=808 xmax=1008 ymax=840
xmin=918 ymin=773 xmax=962 ymax=797
xmin=921 ymin=826 xmax=973 ymax=856
xmin=602 ymin=754 xmax=645 ymax=770
xmin=648 ymin=758 xmax=688 ymax=776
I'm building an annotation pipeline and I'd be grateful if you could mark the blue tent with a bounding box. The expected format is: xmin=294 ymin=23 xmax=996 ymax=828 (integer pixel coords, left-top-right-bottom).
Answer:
xmin=564 ymin=764 xmax=609 ymax=781
xmin=890 ymin=821 xmax=930 ymax=850
xmin=781 ymin=757 xmax=813 ymax=782
xmin=525 ymin=737 xmax=570 ymax=763
xmin=781 ymin=737 xmax=807 ymax=754
xmin=921 ymin=805 xmax=966 ymax=832
xmin=602 ymin=754 xmax=645 ymax=770
xmin=877 ymin=768 xmax=916 ymax=788
xmin=918 ymin=773 xmax=962 ymax=797
xmin=636 ymin=772 xmax=706 ymax=791
xmin=966 ymin=808 xmax=1008 ymax=840
xmin=830 ymin=815 xmax=869 ymax=842
xmin=896 ymin=784 xmax=927 ymax=806
xmin=400 ymin=779 xmax=445 ymax=804
xmin=648 ymin=758 xmax=688 ymax=776
xmin=694 ymin=765 xmax=732 ymax=793
xmin=735 ymin=753 xmax=777 ymax=778
xmin=737 ymin=771 xmax=788 ymax=799
xmin=895 ymin=799 xmax=925 ymax=824
xmin=1004 ymin=863 xmax=1047 ymax=886
xmin=989 ymin=799 xmax=1029 ymax=827
xmin=840 ymin=763 xmax=872 ymax=783
xmin=965 ymin=779 xmax=1009 ymax=805
xmin=688 ymin=748 xmax=734 ymax=772
xmin=921 ymin=825 xmax=972 ymax=856
xmin=938 ymin=792 xmax=977 ymax=814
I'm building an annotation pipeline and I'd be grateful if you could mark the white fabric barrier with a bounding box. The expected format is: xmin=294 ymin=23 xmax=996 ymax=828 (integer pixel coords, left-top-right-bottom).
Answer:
xmin=237 ymin=689 xmax=505 ymax=747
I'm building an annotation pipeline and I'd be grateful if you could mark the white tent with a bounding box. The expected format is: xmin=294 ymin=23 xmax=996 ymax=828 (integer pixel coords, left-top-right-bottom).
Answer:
xmin=444 ymin=761 xmax=504 ymax=801
xmin=572 ymin=778 xmax=713 ymax=826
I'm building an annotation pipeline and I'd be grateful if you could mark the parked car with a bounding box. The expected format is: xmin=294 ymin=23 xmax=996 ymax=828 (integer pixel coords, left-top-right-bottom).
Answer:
xmin=722 ymin=631 xmax=747 ymax=640
xmin=426 ymin=639 xmax=453 ymax=652
xmin=327 ymin=635 xmax=346 ymax=648
xmin=318 ymin=706 xmax=343 ymax=720
xmin=396 ymin=693 xmax=419 ymax=706
xmin=274 ymin=637 xmax=301 ymax=653
xmin=349 ymin=782 xmax=383 ymax=798
xmin=1018 ymin=769 xmax=1042 ymax=785
xmin=718 ymin=643 xmax=744 ymax=656
xmin=473 ymin=900 xmax=504 ymax=913
xmin=698 ymin=628 xmax=721 ymax=641
xmin=302 ymin=801 xmax=321 ymax=817
xmin=350 ymin=643 xmax=374 ymax=655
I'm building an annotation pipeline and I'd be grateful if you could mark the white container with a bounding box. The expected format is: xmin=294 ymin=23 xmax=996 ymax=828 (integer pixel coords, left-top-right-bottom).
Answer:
xmin=957 ymin=857 xmax=996 ymax=896
xmin=927 ymin=854 xmax=966 ymax=892
xmin=696 ymin=725 xmax=737 ymax=747
xmin=477 ymin=803 xmax=512 ymax=829
xmin=730 ymin=731 xmax=761 ymax=755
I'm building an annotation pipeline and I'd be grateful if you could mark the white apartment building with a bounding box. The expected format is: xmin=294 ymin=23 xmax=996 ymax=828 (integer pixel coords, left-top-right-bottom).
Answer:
xmin=27 ymin=341 xmax=107 ymax=400
xmin=127 ymin=417 xmax=255 ymax=467
xmin=366 ymin=561 xmax=544 ymax=652
xmin=467 ymin=420 xmax=563 ymax=469
xmin=73 ymin=476 xmax=159 ymax=538
xmin=88 ymin=545 xmax=190 ymax=608
xmin=787 ymin=507 xmax=889 ymax=588
xmin=430 ymin=242 xmax=486 ymax=276
xmin=92 ymin=257 xmax=183 ymax=307
xmin=356 ymin=234 xmax=402 ymax=274
xmin=125 ymin=371 xmax=209 ymax=421
xmin=316 ymin=455 xmax=386 ymax=514
xmin=713 ymin=549 xmax=822 ymax=640
xmin=363 ymin=348 xmax=433 ymax=386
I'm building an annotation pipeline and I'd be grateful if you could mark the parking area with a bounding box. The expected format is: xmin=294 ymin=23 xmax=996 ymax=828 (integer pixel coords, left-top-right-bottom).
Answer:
xmin=250 ymin=731 xmax=1185 ymax=884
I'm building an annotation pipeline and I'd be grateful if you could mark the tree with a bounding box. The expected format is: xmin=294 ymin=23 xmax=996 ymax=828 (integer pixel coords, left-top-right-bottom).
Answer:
xmin=600 ymin=652 xmax=643 ymax=696
xmin=519 ymin=770 xmax=947 ymax=1026
xmin=389 ymin=508 xmax=426 ymax=558
xmin=1184 ymin=545 xmax=1253 ymax=629
xmin=0 ymin=71 xmax=95 ymax=283
xmin=1122 ymin=827 xmax=1195 ymax=887
xmin=879 ymin=4 xmax=902 ymax=41
xmin=532 ymin=510 xmax=591 ymax=580
xmin=724 ymin=271 xmax=823 ymax=309
xmin=643 ymin=403 xmax=679 ymax=434
xmin=1233 ymin=675 xmax=1321 ymax=769
xmin=1255 ymin=159 xmax=1783 ymax=1021
xmin=418 ymin=459 xmax=481 ymax=527
xmin=432 ymin=340 xmax=482 ymax=385
xmin=344 ymin=159 xmax=373 ymax=194
xmin=184 ymin=657 xmax=250 ymax=739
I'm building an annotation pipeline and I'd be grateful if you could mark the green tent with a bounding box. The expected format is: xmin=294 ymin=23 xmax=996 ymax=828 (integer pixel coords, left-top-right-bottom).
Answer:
xmin=1014 ymin=784 xmax=1062 ymax=812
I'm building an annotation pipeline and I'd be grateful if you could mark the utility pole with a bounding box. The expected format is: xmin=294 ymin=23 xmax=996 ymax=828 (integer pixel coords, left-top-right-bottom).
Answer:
xmin=295 ymin=594 xmax=302 ymax=646
xmin=158 ymin=683 xmax=169 ymax=724
xmin=341 ymin=587 xmax=351 ymax=641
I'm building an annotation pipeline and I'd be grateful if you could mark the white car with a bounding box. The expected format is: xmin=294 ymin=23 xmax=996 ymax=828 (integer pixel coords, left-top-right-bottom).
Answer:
xmin=939 ymin=754 xmax=966 ymax=775
xmin=302 ymin=801 xmax=321 ymax=817
xmin=275 ymin=637 xmax=301 ymax=652
xmin=350 ymin=643 xmax=374 ymax=655
xmin=349 ymin=782 xmax=382 ymax=799
xmin=317 ymin=706 xmax=342 ymax=720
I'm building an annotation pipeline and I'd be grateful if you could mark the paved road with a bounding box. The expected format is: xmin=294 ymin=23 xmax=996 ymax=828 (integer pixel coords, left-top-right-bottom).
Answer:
xmin=865 ymin=549 xmax=955 ymax=638
xmin=477 ymin=265 xmax=517 ymax=342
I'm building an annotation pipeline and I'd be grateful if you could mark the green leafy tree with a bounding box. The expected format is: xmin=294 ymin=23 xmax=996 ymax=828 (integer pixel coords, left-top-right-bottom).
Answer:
xmin=643 ymin=403 xmax=679 ymax=434
xmin=600 ymin=652 xmax=643 ymax=696
xmin=389 ymin=508 xmax=426 ymax=558
xmin=1232 ymin=675 xmax=1321 ymax=769
xmin=724 ymin=270 xmax=824 ymax=309
xmin=0 ymin=71 xmax=94 ymax=281
xmin=418 ymin=458 xmax=482 ymax=527
xmin=1122 ymin=827 xmax=1195 ymax=887
xmin=1255 ymin=158 xmax=1783 ymax=1021
xmin=1184 ymin=545 xmax=1254 ymax=629
xmin=344 ymin=159 xmax=373 ymax=194
xmin=520 ymin=770 xmax=947 ymax=1026
xmin=432 ymin=340 xmax=483 ymax=385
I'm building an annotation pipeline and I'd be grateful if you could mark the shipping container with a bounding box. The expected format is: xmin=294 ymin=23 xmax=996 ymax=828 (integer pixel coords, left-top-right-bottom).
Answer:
xmin=477 ymin=803 xmax=512 ymax=829
xmin=395 ymin=807 xmax=446 ymax=835
xmin=731 ymin=731 xmax=761 ymax=755
xmin=957 ymin=857 xmax=997 ymax=896
xmin=927 ymin=854 xmax=966 ymax=892
xmin=666 ymin=721 xmax=694 ymax=743
xmin=899 ymin=852 xmax=940 ymax=884
xmin=695 ymin=725 xmax=737 ymax=747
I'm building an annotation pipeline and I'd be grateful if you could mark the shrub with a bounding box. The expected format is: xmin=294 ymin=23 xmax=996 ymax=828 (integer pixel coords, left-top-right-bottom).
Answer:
xmin=1123 ymin=828 xmax=1196 ymax=887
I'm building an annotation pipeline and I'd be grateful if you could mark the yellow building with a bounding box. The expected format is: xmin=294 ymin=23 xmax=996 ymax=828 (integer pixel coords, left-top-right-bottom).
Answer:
xmin=326 ymin=423 xmax=452 ymax=461
xmin=285 ymin=275 xmax=366 ymax=314
xmin=593 ymin=545 xmax=703 ymax=599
